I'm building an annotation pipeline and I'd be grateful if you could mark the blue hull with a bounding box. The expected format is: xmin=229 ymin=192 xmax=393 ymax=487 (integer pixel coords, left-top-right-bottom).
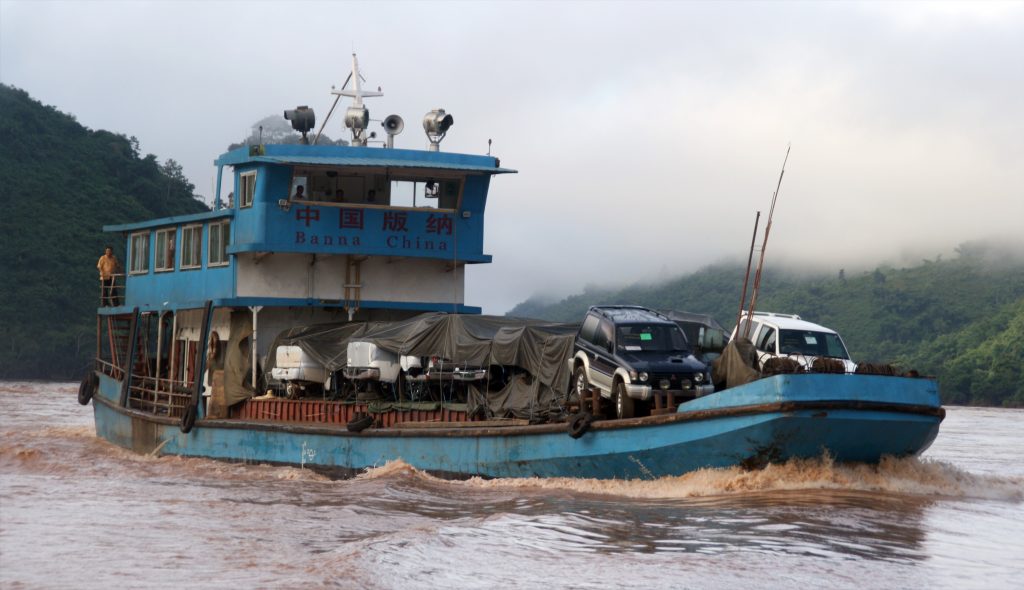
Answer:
xmin=91 ymin=373 xmax=943 ymax=479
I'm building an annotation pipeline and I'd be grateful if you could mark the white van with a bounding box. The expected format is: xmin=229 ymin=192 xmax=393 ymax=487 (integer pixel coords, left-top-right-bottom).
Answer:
xmin=730 ymin=312 xmax=856 ymax=373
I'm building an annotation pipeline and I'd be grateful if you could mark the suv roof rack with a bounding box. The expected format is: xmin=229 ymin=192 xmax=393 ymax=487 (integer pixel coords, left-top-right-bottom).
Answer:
xmin=588 ymin=305 xmax=672 ymax=323
xmin=743 ymin=311 xmax=802 ymax=320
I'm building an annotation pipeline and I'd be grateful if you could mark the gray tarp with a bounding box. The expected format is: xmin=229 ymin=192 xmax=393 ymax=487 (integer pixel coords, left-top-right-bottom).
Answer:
xmin=263 ymin=313 xmax=580 ymax=420
xmin=711 ymin=337 xmax=760 ymax=389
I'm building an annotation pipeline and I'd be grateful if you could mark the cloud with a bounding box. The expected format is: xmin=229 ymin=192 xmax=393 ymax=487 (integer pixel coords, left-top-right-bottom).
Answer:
xmin=2 ymin=1 xmax=1020 ymax=314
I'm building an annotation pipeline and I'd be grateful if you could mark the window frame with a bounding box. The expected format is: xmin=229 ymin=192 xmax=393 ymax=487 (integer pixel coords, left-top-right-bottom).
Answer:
xmin=207 ymin=220 xmax=230 ymax=267
xmin=288 ymin=165 xmax=463 ymax=211
xmin=154 ymin=228 xmax=176 ymax=272
xmin=757 ymin=327 xmax=778 ymax=354
xmin=179 ymin=224 xmax=203 ymax=270
xmin=579 ymin=315 xmax=600 ymax=344
xmin=129 ymin=231 xmax=150 ymax=275
xmin=239 ymin=170 xmax=257 ymax=208
xmin=592 ymin=319 xmax=614 ymax=351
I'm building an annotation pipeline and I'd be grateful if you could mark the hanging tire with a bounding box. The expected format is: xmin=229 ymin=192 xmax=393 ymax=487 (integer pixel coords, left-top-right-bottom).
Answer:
xmin=347 ymin=413 xmax=374 ymax=433
xmin=567 ymin=412 xmax=593 ymax=439
xmin=77 ymin=372 xmax=98 ymax=406
xmin=180 ymin=404 xmax=197 ymax=433
xmin=614 ymin=381 xmax=635 ymax=420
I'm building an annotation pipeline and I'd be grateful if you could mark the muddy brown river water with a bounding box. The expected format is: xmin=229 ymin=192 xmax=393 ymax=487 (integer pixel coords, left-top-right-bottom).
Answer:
xmin=1 ymin=381 xmax=1022 ymax=589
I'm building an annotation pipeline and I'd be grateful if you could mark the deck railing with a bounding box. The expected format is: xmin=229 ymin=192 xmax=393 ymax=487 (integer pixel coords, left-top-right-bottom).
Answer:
xmin=95 ymin=358 xmax=124 ymax=381
xmin=127 ymin=375 xmax=193 ymax=418
xmin=98 ymin=273 xmax=126 ymax=306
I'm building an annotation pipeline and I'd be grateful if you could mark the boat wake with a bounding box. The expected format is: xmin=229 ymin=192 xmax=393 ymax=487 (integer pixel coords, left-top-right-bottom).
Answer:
xmin=360 ymin=456 xmax=1024 ymax=503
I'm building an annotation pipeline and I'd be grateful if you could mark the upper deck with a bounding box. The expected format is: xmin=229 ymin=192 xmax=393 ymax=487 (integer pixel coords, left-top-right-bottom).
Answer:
xmin=213 ymin=142 xmax=514 ymax=262
xmin=103 ymin=143 xmax=514 ymax=315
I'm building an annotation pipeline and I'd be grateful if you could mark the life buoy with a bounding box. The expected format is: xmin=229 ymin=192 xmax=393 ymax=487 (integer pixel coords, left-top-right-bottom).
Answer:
xmin=567 ymin=412 xmax=593 ymax=439
xmin=347 ymin=413 xmax=374 ymax=433
xmin=180 ymin=404 xmax=197 ymax=433
xmin=78 ymin=372 xmax=98 ymax=405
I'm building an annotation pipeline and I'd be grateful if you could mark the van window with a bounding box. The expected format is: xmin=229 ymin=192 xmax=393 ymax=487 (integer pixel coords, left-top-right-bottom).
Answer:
xmin=736 ymin=319 xmax=751 ymax=341
xmin=757 ymin=327 xmax=777 ymax=353
xmin=748 ymin=322 xmax=763 ymax=344
xmin=617 ymin=324 xmax=688 ymax=352
xmin=592 ymin=319 xmax=613 ymax=350
xmin=779 ymin=330 xmax=850 ymax=359
xmin=580 ymin=315 xmax=599 ymax=344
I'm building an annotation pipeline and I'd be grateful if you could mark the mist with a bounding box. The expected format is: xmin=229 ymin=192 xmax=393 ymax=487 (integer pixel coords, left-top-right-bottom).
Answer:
xmin=2 ymin=1 xmax=1020 ymax=314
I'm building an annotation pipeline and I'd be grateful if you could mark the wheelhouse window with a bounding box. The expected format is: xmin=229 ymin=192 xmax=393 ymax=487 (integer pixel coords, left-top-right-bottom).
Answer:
xmin=155 ymin=228 xmax=176 ymax=272
xmin=180 ymin=225 xmax=203 ymax=269
xmin=288 ymin=166 xmax=462 ymax=209
xmin=129 ymin=231 xmax=149 ymax=274
xmin=208 ymin=220 xmax=230 ymax=267
xmin=239 ymin=171 xmax=256 ymax=208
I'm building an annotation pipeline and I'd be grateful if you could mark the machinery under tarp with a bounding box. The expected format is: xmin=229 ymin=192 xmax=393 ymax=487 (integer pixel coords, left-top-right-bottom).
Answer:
xmin=264 ymin=313 xmax=580 ymax=420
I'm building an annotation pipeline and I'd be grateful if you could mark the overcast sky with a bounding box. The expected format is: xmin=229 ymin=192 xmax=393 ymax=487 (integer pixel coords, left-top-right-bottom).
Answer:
xmin=2 ymin=1 xmax=1022 ymax=313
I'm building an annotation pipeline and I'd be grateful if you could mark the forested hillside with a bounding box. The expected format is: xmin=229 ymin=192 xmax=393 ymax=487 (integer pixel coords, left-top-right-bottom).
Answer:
xmin=0 ymin=84 xmax=208 ymax=379
xmin=509 ymin=242 xmax=1024 ymax=407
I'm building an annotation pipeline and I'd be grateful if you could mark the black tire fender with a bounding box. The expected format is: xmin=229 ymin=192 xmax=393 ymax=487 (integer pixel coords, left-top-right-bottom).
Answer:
xmin=347 ymin=413 xmax=374 ymax=433
xmin=78 ymin=372 xmax=98 ymax=406
xmin=567 ymin=412 xmax=593 ymax=439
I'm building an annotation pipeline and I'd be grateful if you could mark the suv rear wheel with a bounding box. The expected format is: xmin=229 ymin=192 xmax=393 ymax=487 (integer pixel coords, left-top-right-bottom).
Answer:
xmin=614 ymin=381 xmax=635 ymax=420
xmin=572 ymin=365 xmax=589 ymax=401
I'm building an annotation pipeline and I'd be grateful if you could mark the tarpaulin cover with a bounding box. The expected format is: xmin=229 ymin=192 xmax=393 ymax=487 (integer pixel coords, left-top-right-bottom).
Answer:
xmin=223 ymin=311 xmax=256 ymax=407
xmin=711 ymin=337 xmax=760 ymax=390
xmin=263 ymin=313 xmax=580 ymax=419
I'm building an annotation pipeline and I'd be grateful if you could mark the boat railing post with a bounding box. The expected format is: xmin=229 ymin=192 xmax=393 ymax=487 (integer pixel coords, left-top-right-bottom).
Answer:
xmin=250 ymin=306 xmax=263 ymax=394
xmin=119 ymin=307 xmax=140 ymax=407
xmin=188 ymin=301 xmax=214 ymax=422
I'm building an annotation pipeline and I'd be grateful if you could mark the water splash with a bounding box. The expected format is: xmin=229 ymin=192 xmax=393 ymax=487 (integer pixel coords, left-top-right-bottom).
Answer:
xmin=359 ymin=456 xmax=1023 ymax=502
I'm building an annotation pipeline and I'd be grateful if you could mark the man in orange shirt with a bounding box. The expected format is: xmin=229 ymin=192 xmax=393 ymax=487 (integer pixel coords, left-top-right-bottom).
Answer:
xmin=97 ymin=246 xmax=120 ymax=306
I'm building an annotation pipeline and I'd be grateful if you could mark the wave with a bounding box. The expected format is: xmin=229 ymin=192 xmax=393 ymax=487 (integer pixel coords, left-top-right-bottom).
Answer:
xmin=359 ymin=456 xmax=1024 ymax=502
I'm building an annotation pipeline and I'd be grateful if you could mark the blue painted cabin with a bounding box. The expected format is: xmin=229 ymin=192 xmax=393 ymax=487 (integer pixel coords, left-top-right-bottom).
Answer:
xmin=95 ymin=140 xmax=514 ymax=409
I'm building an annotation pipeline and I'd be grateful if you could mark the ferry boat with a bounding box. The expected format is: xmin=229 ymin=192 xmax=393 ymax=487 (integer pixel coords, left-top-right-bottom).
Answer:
xmin=78 ymin=56 xmax=944 ymax=479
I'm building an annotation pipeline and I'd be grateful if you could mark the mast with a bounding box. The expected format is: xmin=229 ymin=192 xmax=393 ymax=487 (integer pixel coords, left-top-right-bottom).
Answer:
xmin=734 ymin=211 xmax=760 ymax=337
xmin=314 ymin=53 xmax=383 ymax=146
xmin=742 ymin=145 xmax=791 ymax=339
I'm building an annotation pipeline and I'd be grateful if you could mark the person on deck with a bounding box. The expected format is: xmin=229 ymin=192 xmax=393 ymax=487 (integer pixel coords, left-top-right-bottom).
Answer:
xmin=97 ymin=246 xmax=120 ymax=307
xmin=293 ymin=185 xmax=307 ymax=200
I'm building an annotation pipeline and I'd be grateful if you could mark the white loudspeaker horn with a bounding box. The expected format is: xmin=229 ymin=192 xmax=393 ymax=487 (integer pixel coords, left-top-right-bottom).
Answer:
xmin=382 ymin=115 xmax=404 ymax=148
